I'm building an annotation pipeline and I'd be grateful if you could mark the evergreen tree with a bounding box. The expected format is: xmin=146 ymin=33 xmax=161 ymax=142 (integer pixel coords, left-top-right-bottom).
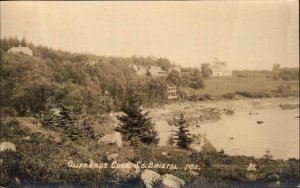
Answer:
xmin=116 ymin=83 xmax=159 ymax=146
xmin=42 ymin=105 xmax=96 ymax=141
xmin=21 ymin=37 xmax=27 ymax=46
xmin=173 ymin=113 xmax=193 ymax=149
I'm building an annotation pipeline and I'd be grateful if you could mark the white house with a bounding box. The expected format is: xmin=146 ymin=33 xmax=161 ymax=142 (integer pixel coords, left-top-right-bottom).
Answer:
xmin=131 ymin=65 xmax=148 ymax=75
xmin=132 ymin=65 xmax=167 ymax=76
xmin=211 ymin=58 xmax=232 ymax=76
xmin=7 ymin=45 xmax=33 ymax=56
xmin=148 ymin=66 xmax=168 ymax=76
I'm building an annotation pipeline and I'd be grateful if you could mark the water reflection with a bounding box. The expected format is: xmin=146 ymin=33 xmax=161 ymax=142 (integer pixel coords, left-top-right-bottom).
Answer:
xmin=197 ymin=109 xmax=299 ymax=159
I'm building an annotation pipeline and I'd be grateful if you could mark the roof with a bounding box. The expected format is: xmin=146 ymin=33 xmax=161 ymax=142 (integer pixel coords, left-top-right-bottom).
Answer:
xmin=8 ymin=46 xmax=33 ymax=56
xmin=211 ymin=61 xmax=228 ymax=71
xmin=149 ymin=65 xmax=163 ymax=71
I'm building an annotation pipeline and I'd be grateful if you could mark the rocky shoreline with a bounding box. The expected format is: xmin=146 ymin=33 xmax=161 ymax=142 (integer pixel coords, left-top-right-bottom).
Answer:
xmin=147 ymin=97 xmax=299 ymax=154
xmin=148 ymin=97 xmax=299 ymax=123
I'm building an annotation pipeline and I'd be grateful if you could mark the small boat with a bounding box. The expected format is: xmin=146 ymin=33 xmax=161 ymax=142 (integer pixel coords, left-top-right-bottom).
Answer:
xmin=293 ymin=116 xmax=299 ymax=119
xmin=249 ymin=112 xmax=259 ymax=115
xmin=257 ymin=121 xmax=264 ymax=124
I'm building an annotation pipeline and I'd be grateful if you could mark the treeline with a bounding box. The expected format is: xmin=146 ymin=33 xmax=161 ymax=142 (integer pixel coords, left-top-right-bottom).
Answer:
xmin=232 ymin=70 xmax=274 ymax=78
xmin=0 ymin=37 xmax=205 ymax=117
xmin=272 ymin=64 xmax=299 ymax=81
xmin=0 ymin=37 xmax=174 ymax=71
xmin=232 ymin=64 xmax=299 ymax=80
xmin=0 ymin=38 xmax=162 ymax=117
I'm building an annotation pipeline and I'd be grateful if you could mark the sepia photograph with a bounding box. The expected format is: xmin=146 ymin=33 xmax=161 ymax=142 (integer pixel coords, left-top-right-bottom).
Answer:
xmin=0 ymin=1 xmax=299 ymax=187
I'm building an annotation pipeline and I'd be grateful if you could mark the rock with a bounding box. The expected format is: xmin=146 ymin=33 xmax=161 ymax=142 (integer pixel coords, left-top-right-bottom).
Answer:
xmin=190 ymin=134 xmax=206 ymax=152
xmin=141 ymin=169 xmax=161 ymax=188
xmin=14 ymin=177 xmax=21 ymax=185
xmin=267 ymin=173 xmax=280 ymax=181
xmin=98 ymin=132 xmax=123 ymax=148
xmin=246 ymin=172 xmax=257 ymax=181
xmin=162 ymin=152 xmax=168 ymax=156
xmin=50 ymin=108 xmax=61 ymax=116
xmin=202 ymin=140 xmax=217 ymax=153
xmin=53 ymin=136 xmax=62 ymax=143
xmin=0 ymin=142 xmax=16 ymax=152
xmin=89 ymin=159 xmax=95 ymax=164
xmin=161 ymin=174 xmax=185 ymax=188
xmin=113 ymin=162 xmax=141 ymax=180
xmin=189 ymin=170 xmax=199 ymax=176
xmin=22 ymin=136 xmax=31 ymax=140
xmin=106 ymin=153 xmax=118 ymax=161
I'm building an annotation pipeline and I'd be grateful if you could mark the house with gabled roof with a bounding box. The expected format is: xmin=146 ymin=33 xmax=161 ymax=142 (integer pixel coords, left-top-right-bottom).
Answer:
xmin=7 ymin=45 xmax=33 ymax=56
xmin=211 ymin=58 xmax=232 ymax=76
xmin=131 ymin=65 xmax=167 ymax=76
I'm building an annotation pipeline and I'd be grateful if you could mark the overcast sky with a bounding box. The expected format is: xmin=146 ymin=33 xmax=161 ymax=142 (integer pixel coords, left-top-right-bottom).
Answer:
xmin=1 ymin=1 xmax=299 ymax=70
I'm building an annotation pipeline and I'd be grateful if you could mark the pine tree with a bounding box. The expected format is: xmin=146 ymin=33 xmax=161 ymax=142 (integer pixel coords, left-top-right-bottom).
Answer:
xmin=173 ymin=113 xmax=193 ymax=149
xmin=116 ymin=83 xmax=159 ymax=146
xmin=42 ymin=105 xmax=95 ymax=141
xmin=21 ymin=36 xmax=27 ymax=46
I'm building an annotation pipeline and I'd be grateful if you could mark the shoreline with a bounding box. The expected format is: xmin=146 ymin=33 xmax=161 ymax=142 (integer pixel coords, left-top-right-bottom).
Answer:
xmin=148 ymin=97 xmax=299 ymax=159
xmin=148 ymin=97 xmax=299 ymax=120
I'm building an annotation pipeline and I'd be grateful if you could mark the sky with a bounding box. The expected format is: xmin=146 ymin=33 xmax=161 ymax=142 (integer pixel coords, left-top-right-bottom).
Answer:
xmin=1 ymin=1 xmax=299 ymax=70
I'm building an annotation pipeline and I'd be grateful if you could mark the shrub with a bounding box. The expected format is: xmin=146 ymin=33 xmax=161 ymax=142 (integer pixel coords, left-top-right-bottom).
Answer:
xmin=188 ymin=94 xmax=199 ymax=101
xmin=201 ymin=63 xmax=212 ymax=79
xmin=1 ymin=119 xmax=30 ymax=139
xmin=0 ymin=107 xmax=17 ymax=117
xmin=187 ymin=94 xmax=211 ymax=101
xmin=0 ymin=151 xmax=21 ymax=186
xmin=222 ymin=92 xmax=236 ymax=100
xmin=272 ymin=85 xmax=296 ymax=97
xmin=235 ymin=91 xmax=271 ymax=98
xmin=199 ymin=94 xmax=212 ymax=101
xmin=86 ymin=115 xmax=115 ymax=137
xmin=189 ymin=78 xmax=205 ymax=89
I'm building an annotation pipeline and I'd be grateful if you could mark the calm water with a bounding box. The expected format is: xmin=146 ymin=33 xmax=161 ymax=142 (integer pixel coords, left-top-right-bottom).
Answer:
xmin=156 ymin=108 xmax=299 ymax=159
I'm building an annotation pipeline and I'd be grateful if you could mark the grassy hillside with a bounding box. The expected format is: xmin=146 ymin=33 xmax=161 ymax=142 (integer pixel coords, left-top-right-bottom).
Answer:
xmin=1 ymin=117 xmax=299 ymax=187
xmin=199 ymin=77 xmax=299 ymax=96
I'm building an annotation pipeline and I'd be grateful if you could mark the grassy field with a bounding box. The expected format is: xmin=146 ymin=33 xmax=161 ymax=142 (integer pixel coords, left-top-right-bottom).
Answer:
xmin=199 ymin=77 xmax=299 ymax=96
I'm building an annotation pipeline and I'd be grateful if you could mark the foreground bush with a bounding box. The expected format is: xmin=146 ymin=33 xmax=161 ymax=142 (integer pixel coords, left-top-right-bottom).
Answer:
xmin=1 ymin=118 xmax=299 ymax=187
